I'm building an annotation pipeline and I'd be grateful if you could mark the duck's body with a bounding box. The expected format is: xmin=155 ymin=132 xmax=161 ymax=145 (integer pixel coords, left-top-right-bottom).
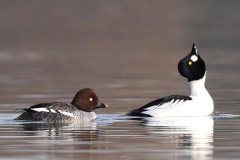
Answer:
xmin=127 ymin=43 xmax=214 ymax=117
xmin=16 ymin=102 xmax=97 ymax=122
xmin=15 ymin=88 xmax=108 ymax=122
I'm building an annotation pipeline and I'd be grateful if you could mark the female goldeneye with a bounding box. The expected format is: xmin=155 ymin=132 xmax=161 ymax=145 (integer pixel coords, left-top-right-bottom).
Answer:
xmin=15 ymin=88 xmax=108 ymax=122
xmin=127 ymin=43 xmax=214 ymax=117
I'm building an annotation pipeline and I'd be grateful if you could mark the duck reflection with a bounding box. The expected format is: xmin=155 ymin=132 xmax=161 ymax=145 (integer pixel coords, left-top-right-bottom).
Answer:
xmin=18 ymin=121 xmax=99 ymax=141
xmin=8 ymin=120 xmax=103 ymax=159
xmin=142 ymin=117 xmax=214 ymax=160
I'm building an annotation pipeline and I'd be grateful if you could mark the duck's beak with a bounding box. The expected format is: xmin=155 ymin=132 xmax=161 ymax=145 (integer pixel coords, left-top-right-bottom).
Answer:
xmin=96 ymin=101 xmax=109 ymax=109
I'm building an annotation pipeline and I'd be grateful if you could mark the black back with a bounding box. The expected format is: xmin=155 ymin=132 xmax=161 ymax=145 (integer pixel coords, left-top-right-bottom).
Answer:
xmin=25 ymin=103 xmax=52 ymax=112
xmin=127 ymin=95 xmax=192 ymax=117
xmin=15 ymin=102 xmax=75 ymax=121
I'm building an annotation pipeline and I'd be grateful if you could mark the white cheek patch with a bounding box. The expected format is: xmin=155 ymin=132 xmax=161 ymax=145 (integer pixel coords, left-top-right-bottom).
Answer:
xmin=191 ymin=55 xmax=198 ymax=62
xmin=31 ymin=108 xmax=49 ymax=112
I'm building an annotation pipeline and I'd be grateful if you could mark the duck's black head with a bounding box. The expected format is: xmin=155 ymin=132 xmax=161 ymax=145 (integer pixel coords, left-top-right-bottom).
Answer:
xmin=178 ymin=43 xmax=206 ymax=82
xmin=71 ymin=88 xmax=108 ymax=112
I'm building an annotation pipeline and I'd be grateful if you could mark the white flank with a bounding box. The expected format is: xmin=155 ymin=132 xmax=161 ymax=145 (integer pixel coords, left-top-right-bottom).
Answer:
xmin=148 ymin=73 xmax=213 ymax=117
xmin=58 ymin=110 xmax=75 ymax=117
xmin=31 ymin=108 xmax=49 ymax=112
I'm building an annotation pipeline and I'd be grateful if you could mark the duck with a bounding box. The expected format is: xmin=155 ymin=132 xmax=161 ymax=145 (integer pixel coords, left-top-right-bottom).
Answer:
xmin=15 ymin=88 xmax=108 ymax=122
xmin=127 ymin=43 xmax=214 ymax=117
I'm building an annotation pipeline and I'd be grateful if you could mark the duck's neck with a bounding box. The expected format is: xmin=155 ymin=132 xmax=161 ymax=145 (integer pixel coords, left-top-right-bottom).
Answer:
xmin=189 ymin=73 xmax=208 ymax=97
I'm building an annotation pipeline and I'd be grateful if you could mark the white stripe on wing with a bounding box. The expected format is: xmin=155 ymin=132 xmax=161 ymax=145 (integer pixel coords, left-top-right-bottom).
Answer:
xmin=31 ymin=108 xmax=50 ymax=112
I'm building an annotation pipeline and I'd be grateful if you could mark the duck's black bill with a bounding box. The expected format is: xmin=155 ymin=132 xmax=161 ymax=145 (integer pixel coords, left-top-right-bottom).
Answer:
xmin=96 ymin=102 xmax=109 ymax=109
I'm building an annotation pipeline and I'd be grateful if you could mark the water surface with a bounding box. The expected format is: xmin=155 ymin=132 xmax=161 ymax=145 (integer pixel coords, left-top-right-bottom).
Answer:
xmin=1 ymin=114 xmax=240 ymax=160
xmin=1 ymin=1 xmax=240 ymax=160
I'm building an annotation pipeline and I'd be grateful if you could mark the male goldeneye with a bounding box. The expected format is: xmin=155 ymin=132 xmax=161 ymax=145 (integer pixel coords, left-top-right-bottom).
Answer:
xmin=127 ymin=43 xmax=214 ymax=117
xmin=15 ymin=88 xmax=108 ymax=122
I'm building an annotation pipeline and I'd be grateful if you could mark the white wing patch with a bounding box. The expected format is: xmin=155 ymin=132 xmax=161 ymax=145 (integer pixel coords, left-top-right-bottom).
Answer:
xmin=170 ymin=99 xmax=180 ymax=107
xmin=58 ymin=110 xmax=76 ymax=117
xmin=146 ymin=100 xmax=172 ymax=110
xmin=146 ymin=99 xmax=180 ymax=110
xmin=50 ymin=109 xmax=57 ymax=113
xmin=159 ymin=99 xmax=175 ymax=108
xmin=30 ymin=107 xmax=75 ymax=117
xmin=143 ymin=99 xmax=187 ymax=116
xmin=31 ymin=108 xmax=49 ymax=112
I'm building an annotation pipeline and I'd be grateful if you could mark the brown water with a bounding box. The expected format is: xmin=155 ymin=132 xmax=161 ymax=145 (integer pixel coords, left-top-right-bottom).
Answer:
xmin=1 ymin=1 xmax=240 ymax=160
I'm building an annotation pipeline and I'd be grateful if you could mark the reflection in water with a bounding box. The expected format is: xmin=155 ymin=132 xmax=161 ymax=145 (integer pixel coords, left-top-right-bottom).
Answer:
xmin=18 ymin=121 xmax=98 ymax=141
xmin=18 ymin=121 xmax=99 ymax=159
xmin=1 ymin=113 xmax=240 ymax=160
xmin=143 ymin=117 xmax=214 ymax=160
xmin=0 ymin=117 xmax=101 ymax=159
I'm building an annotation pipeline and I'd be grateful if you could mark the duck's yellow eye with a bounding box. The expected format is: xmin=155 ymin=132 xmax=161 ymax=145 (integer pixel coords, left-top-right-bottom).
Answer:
xmin=89 ymin=98 xmax=93 ymax=101
xmin=188 ymin=61 xmax=192 ymax=65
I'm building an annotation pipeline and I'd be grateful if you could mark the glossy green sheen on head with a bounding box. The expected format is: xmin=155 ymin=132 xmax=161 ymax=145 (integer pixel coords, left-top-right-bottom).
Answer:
xmin=178 ymin=43 xmax=206 ymax=82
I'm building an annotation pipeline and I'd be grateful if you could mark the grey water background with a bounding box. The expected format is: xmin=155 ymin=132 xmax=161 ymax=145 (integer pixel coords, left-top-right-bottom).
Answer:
xmin=0 ymin=1 xmax=240 ymax=160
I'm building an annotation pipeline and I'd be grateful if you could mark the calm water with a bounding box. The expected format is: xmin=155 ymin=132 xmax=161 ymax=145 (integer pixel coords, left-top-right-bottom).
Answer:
xmin=1 ymin=1 xmax=240 ymax=160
